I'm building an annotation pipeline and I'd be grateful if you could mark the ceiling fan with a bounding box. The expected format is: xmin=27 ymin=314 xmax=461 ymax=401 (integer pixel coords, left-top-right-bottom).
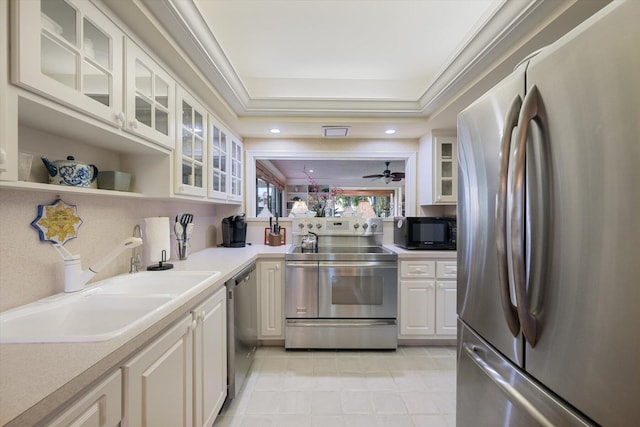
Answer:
xmin=362 ymin=162 xmax=405 ymax=184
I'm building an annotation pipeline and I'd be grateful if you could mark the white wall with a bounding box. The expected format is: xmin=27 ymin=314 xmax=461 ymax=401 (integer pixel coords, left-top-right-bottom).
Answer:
xmin=0 ymin=188 xmax=230 ymax=311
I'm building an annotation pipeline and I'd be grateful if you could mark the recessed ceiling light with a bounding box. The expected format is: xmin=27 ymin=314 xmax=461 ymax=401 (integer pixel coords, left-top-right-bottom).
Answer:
xmin=385 ymin=129 xmax=396 ymax=135
xmin=270 ymin=128 xmax=281 ymax=134
xmin=308 ymin=169 xmax=314 ymax=173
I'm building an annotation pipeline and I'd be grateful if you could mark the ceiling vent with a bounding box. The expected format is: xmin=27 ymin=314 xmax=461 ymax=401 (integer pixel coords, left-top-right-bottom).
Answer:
xmin=322 ymin=126 xmax=350 ymax=137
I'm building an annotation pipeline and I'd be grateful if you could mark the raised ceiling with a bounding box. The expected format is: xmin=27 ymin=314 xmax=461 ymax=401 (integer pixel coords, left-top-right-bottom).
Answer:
xmin=109 ymin=0 xmax=610 ymax=138
xmin=192 ymin=0 xmax=499 ymax=103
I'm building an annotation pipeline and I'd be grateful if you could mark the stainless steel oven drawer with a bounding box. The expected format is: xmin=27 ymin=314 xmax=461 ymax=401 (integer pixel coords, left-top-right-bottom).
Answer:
xmin=286 ymin=319 xmax=397 ymax=349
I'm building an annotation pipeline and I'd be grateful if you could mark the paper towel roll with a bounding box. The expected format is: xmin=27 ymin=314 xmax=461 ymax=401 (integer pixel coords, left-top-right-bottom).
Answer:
xmin=143 ymin=217 xmax=170 ymax=265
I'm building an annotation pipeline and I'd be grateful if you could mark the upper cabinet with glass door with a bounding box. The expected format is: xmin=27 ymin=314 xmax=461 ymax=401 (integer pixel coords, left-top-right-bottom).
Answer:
xmin=12 ymin=0 xmax=124 ymax=127
xmin=175 ymin=85 xmax=207 ymax=197
xmin=124 ymin=39 xmax=175 ymax=149
xmin=433 ymin=135 xmax=457 ymax=204
xmin=420 ymin=133 xmax=457 ymax=205
xmin=207 ymin=118 xmax=242 ymax=203
xmin=229 ymin=137 xmax=243 ymax=202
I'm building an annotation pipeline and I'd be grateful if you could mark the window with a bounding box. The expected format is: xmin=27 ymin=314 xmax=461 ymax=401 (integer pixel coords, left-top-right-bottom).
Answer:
xmin=255 ymin=161 xmax=285 ymax=216
xmin=256 ymin=178 xmax=283 ymax=217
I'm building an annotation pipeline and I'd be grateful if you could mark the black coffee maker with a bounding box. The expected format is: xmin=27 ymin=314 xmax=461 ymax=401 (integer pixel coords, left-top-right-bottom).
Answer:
xmin=221 ymin=214 xmax=247 ymax=247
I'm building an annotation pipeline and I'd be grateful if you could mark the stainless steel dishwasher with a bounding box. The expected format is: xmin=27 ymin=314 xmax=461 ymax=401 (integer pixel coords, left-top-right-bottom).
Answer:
xmin=225 ymin=262 xmax=257 ymax=403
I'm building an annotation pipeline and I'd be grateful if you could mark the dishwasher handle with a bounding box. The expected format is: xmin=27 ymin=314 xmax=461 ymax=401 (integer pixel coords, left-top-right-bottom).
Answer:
xmin=227 ymin=263 xmax=256 ymax=289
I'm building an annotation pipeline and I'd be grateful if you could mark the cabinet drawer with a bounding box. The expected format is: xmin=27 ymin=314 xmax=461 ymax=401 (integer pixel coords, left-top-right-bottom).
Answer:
xmin=400 ymin=260 xmax=436 ymax=278
xmin=436 ymin=261 xmax=457 ymax=279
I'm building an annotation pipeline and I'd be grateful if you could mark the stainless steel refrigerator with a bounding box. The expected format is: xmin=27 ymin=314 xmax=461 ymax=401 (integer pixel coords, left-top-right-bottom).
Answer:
xmin=457 ymin=1 xmax=640 ymax=426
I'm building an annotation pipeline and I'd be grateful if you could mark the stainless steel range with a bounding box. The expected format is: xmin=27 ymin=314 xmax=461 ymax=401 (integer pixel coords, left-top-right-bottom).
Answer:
xmin=285 ymin=217 xmax=398 ymax=349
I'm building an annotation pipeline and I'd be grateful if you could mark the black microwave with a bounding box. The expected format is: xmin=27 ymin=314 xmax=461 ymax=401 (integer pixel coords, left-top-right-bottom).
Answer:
xmin=394 ymin=217 xmax=456 ymax=250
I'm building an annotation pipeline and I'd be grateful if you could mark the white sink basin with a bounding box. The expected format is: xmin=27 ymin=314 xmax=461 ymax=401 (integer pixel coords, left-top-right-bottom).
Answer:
xmin=0 ymin=270 xmax=221 ymax=344
xmin=92 ymin=271 xmax=221 ymax=297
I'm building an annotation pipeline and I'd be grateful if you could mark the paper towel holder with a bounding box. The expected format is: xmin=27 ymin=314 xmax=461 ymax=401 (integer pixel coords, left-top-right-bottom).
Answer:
xmin=147 ymin=249 xmax=173 ymax=271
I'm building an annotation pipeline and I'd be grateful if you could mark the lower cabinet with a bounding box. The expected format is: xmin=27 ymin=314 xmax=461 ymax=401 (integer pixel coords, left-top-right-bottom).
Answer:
xmin=122 ymin=287 xmax=227 ymax=427
xmin=398 ymin=258 xmax=457 ymax=340
xmin=192 ymin=287 xmax=227 ymax=427
xmin=45 ymin=370 xmax=122 ymax=427
xmin=257 ymin=259 xmax=284 ymax=340
xmin=122 ymin=315 xmax=194 ymax=427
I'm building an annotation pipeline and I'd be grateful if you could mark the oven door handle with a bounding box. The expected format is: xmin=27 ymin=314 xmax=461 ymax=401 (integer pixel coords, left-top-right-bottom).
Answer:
xmin=287 ymin=319 xmax=397 ymax=327
xmin=285 ymin=261 xmax=318 ymax=268
xmin=318 ymin=261 xmax=397 ymax=268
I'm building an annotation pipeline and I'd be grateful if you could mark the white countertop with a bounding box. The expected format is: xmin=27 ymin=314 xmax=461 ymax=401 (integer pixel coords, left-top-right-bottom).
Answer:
xmin=0 ymin=244 xmax=289 ymax=427
xmin=0 ymin=243 xmax=455 ymax=426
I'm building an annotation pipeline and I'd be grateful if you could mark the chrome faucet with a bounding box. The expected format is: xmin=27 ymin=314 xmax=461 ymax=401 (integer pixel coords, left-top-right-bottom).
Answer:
xmin=130 ymin=224 xmax=142 ymax=273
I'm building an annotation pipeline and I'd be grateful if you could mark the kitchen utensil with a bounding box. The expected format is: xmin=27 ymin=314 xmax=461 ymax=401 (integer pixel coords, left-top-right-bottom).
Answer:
xmin=174 ymin=222 xmax=183 ymax=240
xmin=41 ymin=156 xmax=98 ymax=187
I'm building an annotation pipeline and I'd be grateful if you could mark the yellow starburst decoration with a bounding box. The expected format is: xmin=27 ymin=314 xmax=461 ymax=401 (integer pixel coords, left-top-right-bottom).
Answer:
xmin=31 ymin=199 xmax=83 ymax=244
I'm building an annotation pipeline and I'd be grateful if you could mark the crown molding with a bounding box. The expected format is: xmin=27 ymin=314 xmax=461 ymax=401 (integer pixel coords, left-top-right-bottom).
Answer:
xmin=142 ymin=0 xmax=582 ymax=118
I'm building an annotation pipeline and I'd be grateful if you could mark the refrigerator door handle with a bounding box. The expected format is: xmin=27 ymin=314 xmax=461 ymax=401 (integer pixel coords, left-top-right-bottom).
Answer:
xmin=496 ymin=94 xmax=522 ymax=337
xmin=511 ymin=85 xmax=540 ymax=347
xmin=463 ymin=343 xmax=552 ymax=426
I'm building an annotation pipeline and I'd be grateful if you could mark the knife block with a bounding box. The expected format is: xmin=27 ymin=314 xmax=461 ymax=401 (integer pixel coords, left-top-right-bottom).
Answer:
xmin=264 ymin=228 xmax=286 ymax=246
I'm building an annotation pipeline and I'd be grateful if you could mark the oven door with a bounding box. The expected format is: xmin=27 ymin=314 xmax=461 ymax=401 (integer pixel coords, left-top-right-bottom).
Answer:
xmin=318 ymin=261 xmax=397 ymax=318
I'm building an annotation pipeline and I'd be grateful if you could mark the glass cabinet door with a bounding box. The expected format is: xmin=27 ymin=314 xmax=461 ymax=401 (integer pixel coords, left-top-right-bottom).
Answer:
xmin=229 ymin=138 xmax=243 ymax=201
xmin=125 ymin=39 xmax=175 ymax=149
xmin=434 ymin=136 xmax=458 ymax=203
xmin=175 ymin=87 xmax=207 ymax=197
xmin=208 ymin=124 xmax=228 ymax=199
xmin=14 ymin=0 xmax=124 ymax=125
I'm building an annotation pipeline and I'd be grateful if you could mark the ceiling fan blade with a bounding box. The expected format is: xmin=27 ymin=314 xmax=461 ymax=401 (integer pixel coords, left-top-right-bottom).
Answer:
xmin=392 ymin=177 xmax=402 ymax=181
xmin=390 ymin=172 xmax=405 ymax=178
xmin=362 ymin=174 xmax=383 ymax=179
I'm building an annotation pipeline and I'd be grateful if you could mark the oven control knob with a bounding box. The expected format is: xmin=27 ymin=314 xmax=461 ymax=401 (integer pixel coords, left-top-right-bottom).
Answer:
xmin=353 ymin=223 xmax=360 ymax=230
xmin=371 ymin=223 xmax=378 ymax=231
xmin=307 ymin=223 xmax=313 ymax=229
xmin=362 ymin=223 xmax=369 ymax=230
xmin=298 ymin=223 xmax=305 ymax=229
xmin=315 ymin=223 xmax=322 ymax=229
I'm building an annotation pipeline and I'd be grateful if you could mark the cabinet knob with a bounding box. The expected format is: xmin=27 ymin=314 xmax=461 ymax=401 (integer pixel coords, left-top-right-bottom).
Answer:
xmin=130 ymin=119 xmax=139 ymax=129
xmin=200 ymin=311 xmax=206 ymax=321
xmin=190 ymin=319 xmax=198 ymax=330
xmin=115 ymin=111 xmax=126 ymax=126
xmin=275 ymin=264 xmax=280 ymax=271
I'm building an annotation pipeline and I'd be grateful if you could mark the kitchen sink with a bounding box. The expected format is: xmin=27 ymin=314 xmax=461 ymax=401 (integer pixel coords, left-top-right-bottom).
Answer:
xmin=92 ymin=271 xmax=221 ymax=297
xmin=0 ymin=270 xmax=221 ymax=344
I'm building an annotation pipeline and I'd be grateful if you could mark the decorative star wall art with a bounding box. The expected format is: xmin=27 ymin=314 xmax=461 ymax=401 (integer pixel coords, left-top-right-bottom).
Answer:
xmin=31 ymin=198 xmax=83 ymax=245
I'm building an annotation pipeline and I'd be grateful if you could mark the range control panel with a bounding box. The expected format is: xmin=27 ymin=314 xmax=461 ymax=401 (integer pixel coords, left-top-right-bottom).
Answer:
xmin=292 ymin=217 xmax=383 ymax=236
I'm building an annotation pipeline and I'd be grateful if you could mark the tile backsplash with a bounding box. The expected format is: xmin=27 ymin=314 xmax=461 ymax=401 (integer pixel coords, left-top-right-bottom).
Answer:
xmin=0 ymin=188 xmax=236 ymax=311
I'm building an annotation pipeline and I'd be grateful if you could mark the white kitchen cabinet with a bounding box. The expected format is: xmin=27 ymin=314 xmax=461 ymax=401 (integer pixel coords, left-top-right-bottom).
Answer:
xmin=400 ymin=278 xmax=436 ymax=336
xmin=420 ymin=133 xmax=458 ymax=205
xmin=436 ymin=279 xmax=457 ymax=336
xmin=175 ymin=85 xmax=207 ymax=197
xmin=122 ymin=314 xmax=193 ymax=427
xmin=192 ymin=287 xmax=227 ymax=427
xmin=398 ymin=257 xmax=457 ymax=339
xmin=12 ymin=0 xmax=124 ymax=128
xmin=124 ymin=38 xmax=175 ymax=149
xmin=207 ymin=118 xmax=242 ymax=203
xmin=257 ymin=259 xmax=284 ymax=339
xmin=229 ymin=137 xmax=243 ymax=202
xmin=0 ymin=0 xmax=14 ymax=181
xmin=44 ymin=370 xmax=122 ymax=427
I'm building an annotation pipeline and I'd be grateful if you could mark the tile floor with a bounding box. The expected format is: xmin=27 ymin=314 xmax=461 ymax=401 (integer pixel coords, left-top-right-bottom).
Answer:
xmin=214 ymin=346 xmax=457 ymax=427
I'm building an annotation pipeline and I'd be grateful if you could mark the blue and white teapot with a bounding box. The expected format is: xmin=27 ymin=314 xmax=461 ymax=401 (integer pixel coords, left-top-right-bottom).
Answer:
xmin=41 ymin=156 xmax=98 ymax=187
